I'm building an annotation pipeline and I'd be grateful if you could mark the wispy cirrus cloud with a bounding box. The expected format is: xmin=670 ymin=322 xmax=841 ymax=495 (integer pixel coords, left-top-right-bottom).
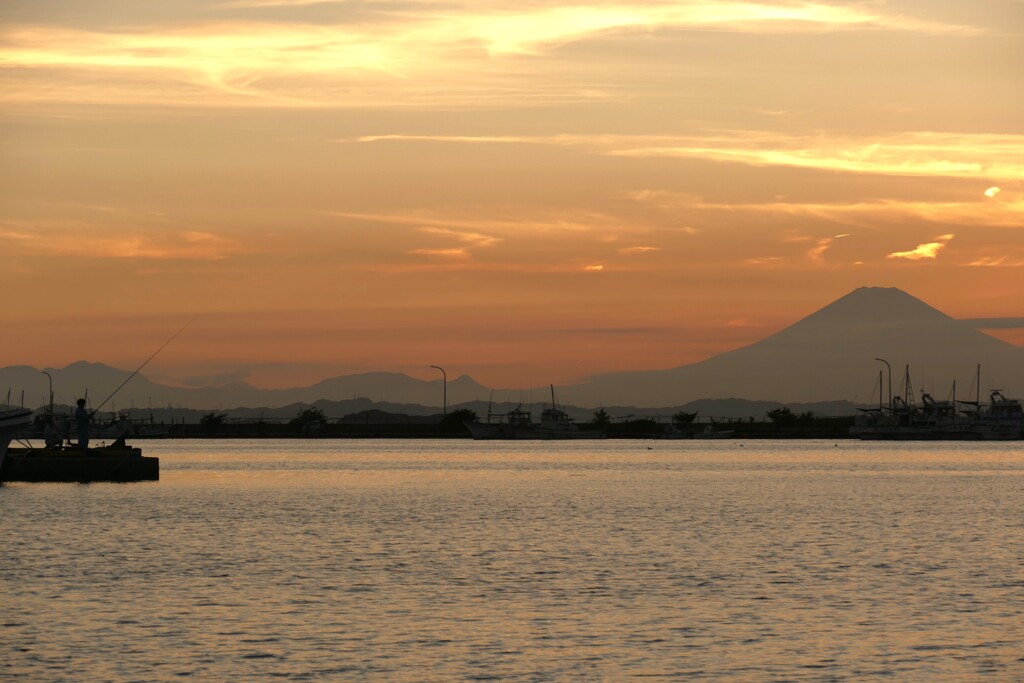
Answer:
xmin=319 ymin=208 xmax=648 ymax=273
xmin=75 ymin=231 xmax=244 ymax=261
xmin=743 ymin=256 xmax=784 ymax=265
xmin=0 ymin=221 xmax=250 ymax=260
xmin=219 ymin=0 xmax=975 ymax=42
xmin=965 ymin=256 xmax=1024 ymax=268
xmin=625 ymin=188 xmax=1024 ymax=227
xmin=608 ymin=132 xmax=1024 ymax=181
xmin=409 ymin=247 xmax=471 ymax=258
xmin=364 ymin=132 xmax=1024 ymax=182
xmin=218 ymin=0 xmax=349 ymax=7
xmin=0 ymin=3 xmax=978 ymax=108
xmin=410 ymin=226 xmax=500 ymax=260
xmin=420 ymin=227 xmax=501 ymax=248
xmin=324 ymin=208 xmax=627 ymax=236
xmin=355 ymin=135 xmax=538 ymax=144
xmin=807 ymin=234 xmax=849 ymax=264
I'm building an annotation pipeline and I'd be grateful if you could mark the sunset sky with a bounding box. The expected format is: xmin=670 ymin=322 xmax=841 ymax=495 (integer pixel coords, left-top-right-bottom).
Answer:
xmin=2 ymin=0 xmax=1022 ymax=390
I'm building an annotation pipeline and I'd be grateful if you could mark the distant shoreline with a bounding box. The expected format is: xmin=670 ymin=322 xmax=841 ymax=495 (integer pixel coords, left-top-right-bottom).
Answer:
xmin=58 ymin=419 xmax=858 ymax=441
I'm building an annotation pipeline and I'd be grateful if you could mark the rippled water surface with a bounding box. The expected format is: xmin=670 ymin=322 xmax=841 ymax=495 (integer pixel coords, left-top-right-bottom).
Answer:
xmin=3 ymin=439 xmax=1023 ymax=681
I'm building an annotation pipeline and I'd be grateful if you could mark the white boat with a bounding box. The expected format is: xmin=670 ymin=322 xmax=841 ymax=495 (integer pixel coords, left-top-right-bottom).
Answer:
xmin=694 ymin=425 xmax=736 ymax=439
xmin=1 ymin=407 xmax=34 ymax=474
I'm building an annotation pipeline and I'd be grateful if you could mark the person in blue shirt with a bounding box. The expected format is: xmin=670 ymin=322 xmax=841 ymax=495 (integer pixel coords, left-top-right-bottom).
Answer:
xmin=75 ymin=398 xmax=90 ymax=450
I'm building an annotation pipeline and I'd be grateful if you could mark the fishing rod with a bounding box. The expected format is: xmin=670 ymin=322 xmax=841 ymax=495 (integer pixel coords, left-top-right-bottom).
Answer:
xmin=91 ymin=321 xmax=191 ymax=416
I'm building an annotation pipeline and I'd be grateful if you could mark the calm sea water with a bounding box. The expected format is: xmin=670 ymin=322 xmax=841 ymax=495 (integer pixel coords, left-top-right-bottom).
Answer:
xmin=2 ymin=439 xmax=1023 ymax=681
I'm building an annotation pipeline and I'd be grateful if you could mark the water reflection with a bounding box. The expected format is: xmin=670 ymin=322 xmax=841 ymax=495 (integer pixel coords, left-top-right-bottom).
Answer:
xmin=2 ymin=440 xmax=1022 ymax=680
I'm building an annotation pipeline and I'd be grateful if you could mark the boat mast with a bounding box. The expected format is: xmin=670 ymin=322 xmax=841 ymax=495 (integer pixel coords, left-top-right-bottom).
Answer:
xmin=904 ymin=365 xmax=911 ymax=406
xmin=976 ymin=363 xmax=981 ymax=408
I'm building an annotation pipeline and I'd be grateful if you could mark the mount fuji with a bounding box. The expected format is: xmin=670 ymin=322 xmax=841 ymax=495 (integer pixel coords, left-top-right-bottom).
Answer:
xmin=555 ymin=287 xmax=1024 ymax=407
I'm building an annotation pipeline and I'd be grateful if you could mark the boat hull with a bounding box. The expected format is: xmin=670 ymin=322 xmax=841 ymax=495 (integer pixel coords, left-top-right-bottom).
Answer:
xmin=0 ymin=408 xmax=34 ymax=473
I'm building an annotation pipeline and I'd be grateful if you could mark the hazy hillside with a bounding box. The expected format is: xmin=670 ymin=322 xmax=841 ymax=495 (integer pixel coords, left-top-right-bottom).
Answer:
xmin=0 ymin=364 xmax=490 ymax=412
xmin=556 ymin=287 xmax=1024 ymax=407
xmin=3 ymin=287 xmax=1020 ymax=411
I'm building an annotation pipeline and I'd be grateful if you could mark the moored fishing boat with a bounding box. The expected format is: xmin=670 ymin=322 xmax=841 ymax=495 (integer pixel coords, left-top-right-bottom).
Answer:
xmin=1 ymin=406 xmax=34 ymax=474
xmin=852 ymin=364 xmax=1023 ymax=440
xmin=465 ymin=387 xmax=606 ymax=440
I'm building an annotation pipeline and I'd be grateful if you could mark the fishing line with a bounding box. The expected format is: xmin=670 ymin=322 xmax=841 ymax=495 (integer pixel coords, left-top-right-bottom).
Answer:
xmin=91 ymin=320 xmax=193 ymax=415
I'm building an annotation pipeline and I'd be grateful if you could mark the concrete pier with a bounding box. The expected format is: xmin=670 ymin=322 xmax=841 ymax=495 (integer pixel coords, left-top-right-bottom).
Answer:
xmin=1 ymin=447 xmax=159 ymax=483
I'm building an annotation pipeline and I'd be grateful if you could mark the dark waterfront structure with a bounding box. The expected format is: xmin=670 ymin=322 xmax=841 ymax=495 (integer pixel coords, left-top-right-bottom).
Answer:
xmin=1 ymin=446 xmax=159 ymax=483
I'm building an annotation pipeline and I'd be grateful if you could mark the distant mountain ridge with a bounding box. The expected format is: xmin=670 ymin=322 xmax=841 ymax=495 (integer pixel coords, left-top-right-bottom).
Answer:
xmin=556 ymin=287 xmax=1024 ymax=406
xmin=1 ymin=287 xmax=1021 ymax=410
xmin=1 ymin=363 xmax=491 ymax=412
xmin=31 ymin=397 xmax=865 ymax=424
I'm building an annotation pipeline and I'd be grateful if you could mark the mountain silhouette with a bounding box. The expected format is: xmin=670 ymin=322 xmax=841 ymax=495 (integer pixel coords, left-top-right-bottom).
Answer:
xmin=0 ymin=363 xmax=490 ymax=412
xmin=1 ymin=287 xmax=1020 ymax=410
xmin=556 ymin=287 xmax=1024 ymax=406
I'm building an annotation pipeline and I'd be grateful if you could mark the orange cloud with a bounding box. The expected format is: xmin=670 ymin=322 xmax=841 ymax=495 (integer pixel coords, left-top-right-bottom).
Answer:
xmin=624 ymin=190 xmax=1024 ymax=229
xmin=376 ymin=132 xmax=1024 ymax=183
xmin=887 ymin=234 xmax=954 ymax=260
xmin=1 ymin=226 xmax=244 ymax=261
xmin=806 ymin=234 xmax=850 ymax=264
xmin=0 ymin=4 xmax=978 ymax=109
xmin=420 ymin=227 xmax=501 ymax=248
xmin=965 ymin=256 xmax=1024 ymax=267
xmin=409 ymin=248 xmax=471 ymax=258
xmin=326 ymin=209 xmax=626 ymax=236
xmin=609 ymin=132 xmax=1024 ymax=181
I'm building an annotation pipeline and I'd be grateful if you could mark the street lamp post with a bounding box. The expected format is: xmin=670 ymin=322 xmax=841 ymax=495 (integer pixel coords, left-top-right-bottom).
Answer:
xmin=430 ymin=365 xmax=447 ymax=415
xmin=41 ymin=370 xmax=54 ymax=416
xmin=874 ymin=358 xmax=892 ymax=415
